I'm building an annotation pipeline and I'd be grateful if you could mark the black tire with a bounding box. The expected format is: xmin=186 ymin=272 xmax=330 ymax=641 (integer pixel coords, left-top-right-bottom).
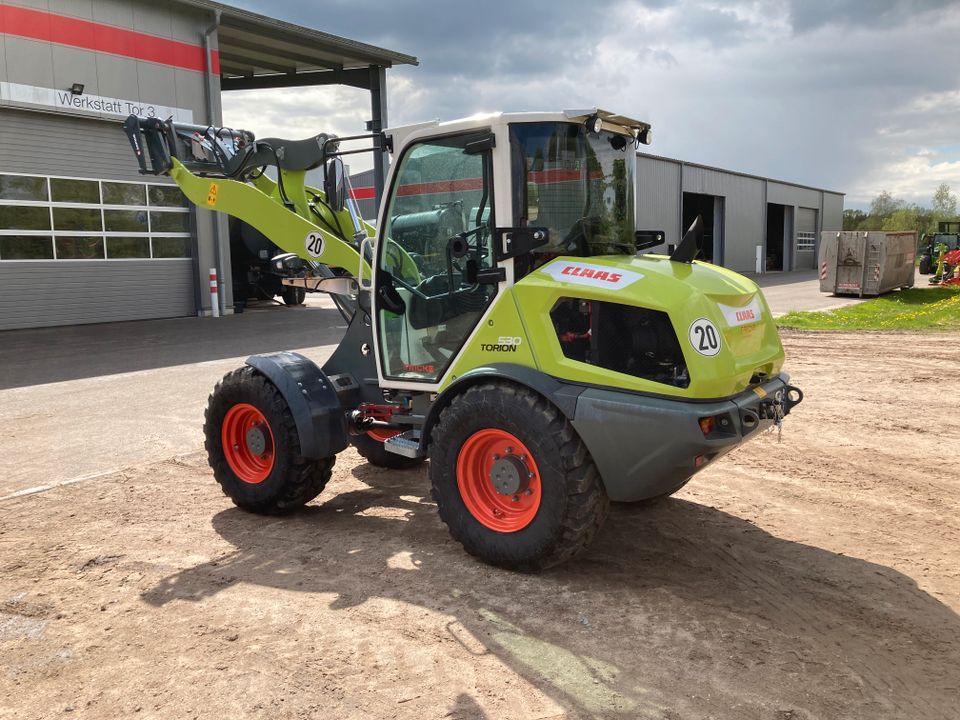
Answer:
xmin=352 ymin=432 xmax=425 ymax=469
xmin=919 ymin=257 xmax=931 ymax=275
xmin=430 ymin=383 xmax=609 ymax=571
xmin=204 ymin=366 xmax=335 ymax=514
xmin=282 ymin=286 xmax=306 ymax=306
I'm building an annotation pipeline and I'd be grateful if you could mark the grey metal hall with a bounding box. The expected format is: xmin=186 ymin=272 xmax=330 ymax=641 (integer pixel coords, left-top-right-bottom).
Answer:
xmin=1 ymin=0 xmax=843 ymax=332
xmin=0 ymin=0 xmax=414 ymax=331
xmin=348 ymin=154 xmax=844 ymax=276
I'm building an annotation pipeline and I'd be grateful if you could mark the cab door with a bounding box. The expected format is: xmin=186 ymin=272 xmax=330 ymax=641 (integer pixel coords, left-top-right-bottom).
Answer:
xmin=373 ymin=132 xmax=498 ymax=384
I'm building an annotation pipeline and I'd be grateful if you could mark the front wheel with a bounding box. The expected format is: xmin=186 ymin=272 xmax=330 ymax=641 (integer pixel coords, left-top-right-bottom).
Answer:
xmin=204 ymin=366 xmax=335 ymax=514
xmin=430 ymin=383 xmax=609 ymax=571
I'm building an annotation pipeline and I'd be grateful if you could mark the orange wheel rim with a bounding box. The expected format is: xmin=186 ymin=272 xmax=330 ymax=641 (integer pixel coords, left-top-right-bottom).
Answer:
xmin=221 ymin=403 xmax=275 ymax=484
xmin=456 ymin=428 xmax=541 ymax=532
xmin=367 ymin=427 xmax=402 ymax=442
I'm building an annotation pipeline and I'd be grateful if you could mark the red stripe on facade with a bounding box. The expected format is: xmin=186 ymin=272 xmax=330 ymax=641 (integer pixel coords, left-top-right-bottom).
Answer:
xmin=0 ymin=3 xmax=219 ymax=73
xmin=397 ymin=178 xmax=484 ymax=196
xmin=350 ymin=169 xmax=602 ymax=202
xmin=349 ymin=187 xmax=376 ymax=200
xmin=528 ymin=169 xmax=581 ymax=183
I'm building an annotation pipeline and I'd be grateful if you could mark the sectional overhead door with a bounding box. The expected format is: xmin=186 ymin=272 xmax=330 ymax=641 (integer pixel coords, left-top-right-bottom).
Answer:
xmin=0 ymin=111 xmax=197 ymax=331
xmin=795 ymin=207 xmax=818 ymax=270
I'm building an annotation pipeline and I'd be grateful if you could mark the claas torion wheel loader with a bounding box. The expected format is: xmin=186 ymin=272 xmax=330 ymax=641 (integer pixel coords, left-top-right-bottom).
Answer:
xmin=124 ymin=109 xmax=803 ymax=570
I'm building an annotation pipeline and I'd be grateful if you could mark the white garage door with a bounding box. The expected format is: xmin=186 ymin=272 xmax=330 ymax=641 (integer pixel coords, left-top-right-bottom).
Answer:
xmin=0 ymin=172 xmax=196 ymax=330
xmin=795 ymin=207 xmax=818 ymax=270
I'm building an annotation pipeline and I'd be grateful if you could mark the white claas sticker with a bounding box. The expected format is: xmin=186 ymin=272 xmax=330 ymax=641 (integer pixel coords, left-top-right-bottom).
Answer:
xmin=717 ymin=296 xmax=763 ymax=327
xmin=542 ymin=260 xmax=642 ymax=289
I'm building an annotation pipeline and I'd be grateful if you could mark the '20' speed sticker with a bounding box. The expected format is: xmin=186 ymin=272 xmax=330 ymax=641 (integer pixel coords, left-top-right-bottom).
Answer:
xmin=688 ymin=318 xmax=721 ymax=357
xmin=304 ymin=232 xmax=324 ymax=258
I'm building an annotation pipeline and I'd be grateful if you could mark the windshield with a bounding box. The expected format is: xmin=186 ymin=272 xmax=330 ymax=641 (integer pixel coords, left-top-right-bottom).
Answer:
xmin=510 ymin=122 xmax=636 ymax=258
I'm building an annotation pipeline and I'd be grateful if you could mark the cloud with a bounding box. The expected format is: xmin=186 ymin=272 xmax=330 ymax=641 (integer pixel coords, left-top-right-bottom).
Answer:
xmin=220 ymin=0 xmax=960 ymax=207
xmin=786 ymin=0 xmax=957 ymax=32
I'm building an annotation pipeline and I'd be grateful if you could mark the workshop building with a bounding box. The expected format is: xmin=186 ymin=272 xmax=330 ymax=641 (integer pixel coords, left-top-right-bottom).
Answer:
xmin=348 ymin=155 xmax=844 ymax=275
xmin=0 ymin=0 xmax=414 ymax=330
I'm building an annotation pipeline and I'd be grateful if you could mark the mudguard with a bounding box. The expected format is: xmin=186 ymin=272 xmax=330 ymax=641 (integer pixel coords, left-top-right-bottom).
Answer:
xmin=421 ymin=363 xmax=585 ymax=448
xmin=246 ymin=351 xmax=349 ymax=459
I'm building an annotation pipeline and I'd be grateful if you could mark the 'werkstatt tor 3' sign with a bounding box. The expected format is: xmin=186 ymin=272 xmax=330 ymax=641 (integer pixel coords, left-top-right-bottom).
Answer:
xmin=0 ymin=82 xmax=193 ymax=123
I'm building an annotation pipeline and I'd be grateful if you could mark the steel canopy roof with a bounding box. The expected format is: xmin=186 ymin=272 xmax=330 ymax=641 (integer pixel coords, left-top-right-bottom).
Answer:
xmin=172 ymin=0 xmax=418 ymax=89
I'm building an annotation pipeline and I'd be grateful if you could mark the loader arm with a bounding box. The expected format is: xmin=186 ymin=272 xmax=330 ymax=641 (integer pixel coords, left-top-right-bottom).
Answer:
xmin=123 ymin=114 xmax=376 ymax=277
xmin=169 ymin=158 xmax=370 ymax=276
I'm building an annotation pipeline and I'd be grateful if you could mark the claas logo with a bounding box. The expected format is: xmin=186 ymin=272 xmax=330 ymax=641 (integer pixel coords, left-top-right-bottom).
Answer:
xmin=560 ymin=265 xmax=622 ymax=283
xmin=735 ymin=309 xmax=756 ymax=322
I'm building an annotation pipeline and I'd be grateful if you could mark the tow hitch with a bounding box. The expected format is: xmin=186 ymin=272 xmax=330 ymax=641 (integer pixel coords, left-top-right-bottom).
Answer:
xmin=758 ymin=385 xmax=803 ymax=441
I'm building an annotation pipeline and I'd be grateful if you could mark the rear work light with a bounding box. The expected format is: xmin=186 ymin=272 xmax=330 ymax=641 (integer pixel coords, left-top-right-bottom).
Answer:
xmin=699 ymin=413 xmax=735 ymax=437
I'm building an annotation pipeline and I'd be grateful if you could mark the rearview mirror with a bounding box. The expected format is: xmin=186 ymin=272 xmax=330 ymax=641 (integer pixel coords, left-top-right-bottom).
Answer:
xmin=323 ymin=158 xmax=347 ymax=212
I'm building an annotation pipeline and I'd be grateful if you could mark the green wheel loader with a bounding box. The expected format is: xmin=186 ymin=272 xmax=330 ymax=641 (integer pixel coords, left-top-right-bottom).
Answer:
xmin=124 ymin=109 xmax=802 ymax=570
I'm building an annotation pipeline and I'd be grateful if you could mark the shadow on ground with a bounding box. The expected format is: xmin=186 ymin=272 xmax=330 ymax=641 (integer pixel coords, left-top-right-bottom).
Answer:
xmin=141 ymin=463 xmax=960 ymax=719
xmin=0 ymin=301 xmax=345 ymax=389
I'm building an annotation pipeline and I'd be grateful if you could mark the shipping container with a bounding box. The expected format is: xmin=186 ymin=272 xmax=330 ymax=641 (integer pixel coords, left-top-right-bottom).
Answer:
xmin=818 ymin=231 xmax=916 ymax=297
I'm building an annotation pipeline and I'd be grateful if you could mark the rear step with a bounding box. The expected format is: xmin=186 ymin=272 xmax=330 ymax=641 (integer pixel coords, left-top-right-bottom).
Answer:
xmin=384 ymin=430 xmax=425 ymax=459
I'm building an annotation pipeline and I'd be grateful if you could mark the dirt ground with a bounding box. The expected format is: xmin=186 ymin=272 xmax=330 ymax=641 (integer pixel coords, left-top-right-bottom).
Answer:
xmin=2 ymin=330 xmax=959 ymax=720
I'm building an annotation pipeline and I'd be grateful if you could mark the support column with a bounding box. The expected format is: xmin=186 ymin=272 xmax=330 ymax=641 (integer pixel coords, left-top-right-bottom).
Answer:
xmin=369 ymin=65 xmax=389 ymax=216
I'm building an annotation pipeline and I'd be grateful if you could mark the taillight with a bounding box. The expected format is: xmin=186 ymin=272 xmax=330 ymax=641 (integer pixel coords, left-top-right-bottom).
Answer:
xmin=698 ymin=416 xmax=715 ymax=436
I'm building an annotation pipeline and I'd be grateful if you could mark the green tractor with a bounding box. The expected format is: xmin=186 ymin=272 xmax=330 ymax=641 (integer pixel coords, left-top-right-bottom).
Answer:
xmin=919 ymin=221 xmax=960 ymax=275
xmin=124 ymin=109 xmax=802 ymax=570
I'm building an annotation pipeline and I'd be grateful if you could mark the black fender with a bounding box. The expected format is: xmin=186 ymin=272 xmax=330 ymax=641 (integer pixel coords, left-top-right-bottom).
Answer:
xmin=421 ymin=363 xmax=585 ymax=449
xmin=246 ymin=351 xmax=349 ymax=459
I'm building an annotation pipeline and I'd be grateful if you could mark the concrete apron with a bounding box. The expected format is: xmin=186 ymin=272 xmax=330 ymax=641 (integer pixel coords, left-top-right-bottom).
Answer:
xmin=0 ymin=296 xmax=343 ymax=498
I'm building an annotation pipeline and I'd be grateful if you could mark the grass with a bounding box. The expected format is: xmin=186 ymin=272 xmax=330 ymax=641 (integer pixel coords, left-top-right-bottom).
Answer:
xmin=777 ymin=287 xmax=960 ymax=331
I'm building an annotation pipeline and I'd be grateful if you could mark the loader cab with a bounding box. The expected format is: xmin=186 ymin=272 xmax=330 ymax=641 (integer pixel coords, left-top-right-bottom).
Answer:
xmin=371 ymin=111 xmax=649 ymax=388
xmin=508 ymin=120 xmax=638 ymax=274
xmin=373 ymin=128 xmax=500 ymax=383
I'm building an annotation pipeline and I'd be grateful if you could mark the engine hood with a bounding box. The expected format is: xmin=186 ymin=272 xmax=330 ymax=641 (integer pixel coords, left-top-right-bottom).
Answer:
xmin=513 ymin=254 xmax=785 ymax=399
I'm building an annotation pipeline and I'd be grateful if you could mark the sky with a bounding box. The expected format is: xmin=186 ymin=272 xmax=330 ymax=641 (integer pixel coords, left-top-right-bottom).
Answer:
xmin=220 ymin=0 xmax=960 ymax=211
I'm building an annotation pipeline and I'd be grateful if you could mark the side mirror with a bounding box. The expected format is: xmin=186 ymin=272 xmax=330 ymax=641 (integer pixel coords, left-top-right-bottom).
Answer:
xmin=323 ymin=158 xmax=347 ymax=212
xmin=271 ymin=252 xmax=304 ymax=273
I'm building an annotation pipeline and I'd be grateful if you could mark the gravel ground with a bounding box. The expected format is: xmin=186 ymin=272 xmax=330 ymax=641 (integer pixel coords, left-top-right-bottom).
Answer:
xmin=1 ymin=330 xmax=958 ymax=720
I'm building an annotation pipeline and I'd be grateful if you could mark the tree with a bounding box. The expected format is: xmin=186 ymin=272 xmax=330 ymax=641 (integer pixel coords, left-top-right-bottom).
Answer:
xmin=869 ymin=190 xmax=904 ymax=221
xmin=881 ymin=206 xmax=921 ymax=233
xmin=932 ymin=183 xmax=957 ymax=218
xmin=843 ymin=209 xmax=867 ymax=230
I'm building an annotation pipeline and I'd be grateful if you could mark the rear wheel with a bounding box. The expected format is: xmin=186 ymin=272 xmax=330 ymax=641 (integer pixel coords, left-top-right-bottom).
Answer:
xmin=282 ymin=286 xmax=306 ymax=305
xmin=430 ymin=383 xmax=609 ymax=571
xmin=205 ymin=366 xmax=334 ymax=514
xmin=919 ymin=256 xmax=931 ymax=274
xmin=352 ymin=428 xmax=425 ymax=469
